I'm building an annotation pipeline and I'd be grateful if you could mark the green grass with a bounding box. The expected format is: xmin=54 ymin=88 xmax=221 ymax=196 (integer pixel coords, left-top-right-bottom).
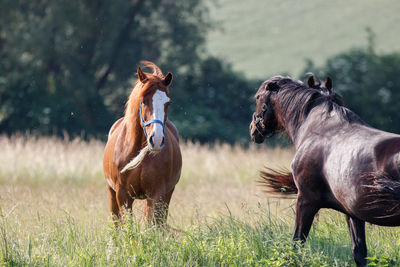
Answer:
xmin=2 ymin=207 xmax=400 ymax=266
xmin=206 ymin=0 xmax=400 ymax=79
xmin=1 ymin=136 xmax=400 ymax=266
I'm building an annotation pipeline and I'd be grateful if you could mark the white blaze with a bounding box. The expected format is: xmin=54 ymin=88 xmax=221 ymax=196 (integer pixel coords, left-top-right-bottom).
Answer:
xmin=151 ymin=90 xmax=169 ymax=149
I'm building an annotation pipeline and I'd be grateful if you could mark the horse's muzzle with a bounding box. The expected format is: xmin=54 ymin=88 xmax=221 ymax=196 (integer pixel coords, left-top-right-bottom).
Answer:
xmin=149 ymin=134 xmax=164 ymax=151
xmin=249 ymin=120 xmax=266 ymax=144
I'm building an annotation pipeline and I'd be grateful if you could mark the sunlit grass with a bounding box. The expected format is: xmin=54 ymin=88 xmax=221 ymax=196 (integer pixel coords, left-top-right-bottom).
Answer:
xmin=0 ymin=135 xmax=103 ymax=186
xmin=0 ymin=135 xmax=399 ymax=266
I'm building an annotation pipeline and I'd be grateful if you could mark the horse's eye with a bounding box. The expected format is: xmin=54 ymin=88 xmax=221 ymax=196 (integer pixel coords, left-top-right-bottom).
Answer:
xmin=262 ymin=103 xmax=267 ymax=111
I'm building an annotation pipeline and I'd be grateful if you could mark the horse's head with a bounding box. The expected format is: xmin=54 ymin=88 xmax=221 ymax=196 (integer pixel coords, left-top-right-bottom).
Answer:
xmin=249 ymin=77 xmax=282 ymax=143
xmin=137 ymin=66 xmax=172 ymax=151
xmin=250 ymin=75 xmax=344 ymax=144
xmin=306 ymin=75 xmax=344 ymax=106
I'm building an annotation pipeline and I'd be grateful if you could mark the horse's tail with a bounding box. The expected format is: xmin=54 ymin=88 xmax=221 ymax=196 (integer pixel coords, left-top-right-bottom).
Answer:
xmin=260 ymin=167 xmax=297 ymax=197
xmin=361 ymin=171 xmax=400 ymax=217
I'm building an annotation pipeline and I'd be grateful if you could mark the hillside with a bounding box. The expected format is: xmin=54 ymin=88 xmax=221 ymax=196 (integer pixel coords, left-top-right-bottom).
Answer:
xmin=206 ymin=0 xmax=400 ymax=79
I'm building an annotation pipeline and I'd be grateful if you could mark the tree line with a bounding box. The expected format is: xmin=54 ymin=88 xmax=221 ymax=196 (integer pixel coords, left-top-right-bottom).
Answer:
xmin=1 ymin=1 xmax=400 ymax=144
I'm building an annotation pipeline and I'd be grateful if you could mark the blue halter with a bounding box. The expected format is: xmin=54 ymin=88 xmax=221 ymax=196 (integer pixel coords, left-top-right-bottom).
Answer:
xmin=139 ymin=100 xmax=165 ymax=139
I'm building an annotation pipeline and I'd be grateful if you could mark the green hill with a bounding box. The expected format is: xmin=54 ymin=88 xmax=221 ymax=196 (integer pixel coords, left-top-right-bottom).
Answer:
xmin=206 ymin=0 xmax=400 ymax=79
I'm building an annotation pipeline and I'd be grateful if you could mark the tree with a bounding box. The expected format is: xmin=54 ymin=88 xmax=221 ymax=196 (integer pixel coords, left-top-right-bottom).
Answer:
xmin=302 ymin=42 xmax=400 ymax=134
xmin=0 ymin=0 xmax=211 ymax=137
xmin=170 ymin=57 xmax=261 ymax=144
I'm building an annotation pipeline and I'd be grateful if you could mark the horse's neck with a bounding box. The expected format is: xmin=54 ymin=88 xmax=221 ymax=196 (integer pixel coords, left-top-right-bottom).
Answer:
xmin=290 ymin=105 xmax=353 ymax=149
xmin=277 ymin=103 xmax=325 ymax=148
xmin=276 ymin=108 xmax=302 ymax=145
xmin=124 ymin=101 xmax=146 ymax=155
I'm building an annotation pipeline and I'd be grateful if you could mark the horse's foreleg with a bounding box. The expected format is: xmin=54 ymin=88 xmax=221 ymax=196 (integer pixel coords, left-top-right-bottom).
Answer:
xmin=293 ymin=196 xmax=319 ymax=243
xmin=116 ymin=187 xmax=134 ymax=217
xmin=108 ymin=186 xmax=120 ymax=220
xmin=154 ymin=189 xmax=174 ymax=227
xmin=145 ymin=189 xmax=174 ymax=227
xmin=144 ymin=198 xmax=155 ymax=225
xmin=346 ymin=216 xmax=367 ymax=267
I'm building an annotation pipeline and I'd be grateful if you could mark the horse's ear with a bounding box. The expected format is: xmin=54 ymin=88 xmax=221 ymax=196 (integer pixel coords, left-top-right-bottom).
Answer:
xmin=307 ymin=75 xmax=315 ymax=88
xmin=266 ymin=81 xmax=279 ymax=91
xmin=163 ymin=72 xmax=173 ymax=86
xmin=324 ymin=77 xmax=333 ymax=92
xmin=137 ymin=67 xmax=147 ymax=83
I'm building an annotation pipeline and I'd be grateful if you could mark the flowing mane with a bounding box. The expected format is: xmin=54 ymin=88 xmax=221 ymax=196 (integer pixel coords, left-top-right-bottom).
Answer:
xmin=262 ymin=76 xmax=365 ymax=138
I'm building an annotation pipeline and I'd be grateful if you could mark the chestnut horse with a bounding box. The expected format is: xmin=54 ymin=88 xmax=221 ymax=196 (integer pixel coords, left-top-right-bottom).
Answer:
xmin=250 ymin=75 xmax=400 ymax=266
xmin=103 ymin=61 xmax=182 ymax=226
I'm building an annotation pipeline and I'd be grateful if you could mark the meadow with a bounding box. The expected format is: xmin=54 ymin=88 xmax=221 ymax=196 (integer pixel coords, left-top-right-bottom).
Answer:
xmin=206 ymin=0 xmax=400 ymax=78
xmin=1 ymin=135 xmax=399 ymax=266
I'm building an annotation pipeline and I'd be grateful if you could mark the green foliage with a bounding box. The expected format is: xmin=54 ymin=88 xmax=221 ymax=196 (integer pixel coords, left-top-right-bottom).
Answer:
xmin=302 ymin=37 xmax=400 ymax=134
xmin=0 ymin=0 xmax=260 ymax=143
xmin=2 ymin=2 xmax=400 ymax=144
xmin=0 ymin=0 xmax=211 ymax=137
xmin=170 ymin=57 xmax=260 ymax=144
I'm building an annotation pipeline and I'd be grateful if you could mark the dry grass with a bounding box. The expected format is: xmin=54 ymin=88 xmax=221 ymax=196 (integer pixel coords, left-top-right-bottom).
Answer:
xmin=0 ymin=135 xmax=295 ymax=230
xmin=1 ymin=136 xmax=399 ymax=266
xmin=171 ymin=141 xmax=295 ymax=225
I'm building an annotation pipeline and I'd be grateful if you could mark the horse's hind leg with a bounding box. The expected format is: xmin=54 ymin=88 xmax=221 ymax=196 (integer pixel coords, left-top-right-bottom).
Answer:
xmin=293 ymin=196 xmax=319 ymax=243
xmin=346 ymin=216 xmax=367 ymax=267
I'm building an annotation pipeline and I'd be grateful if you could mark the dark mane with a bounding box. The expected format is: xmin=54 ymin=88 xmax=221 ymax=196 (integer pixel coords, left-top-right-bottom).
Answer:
xmin=264 ymin=76 xmax=366 ymax=136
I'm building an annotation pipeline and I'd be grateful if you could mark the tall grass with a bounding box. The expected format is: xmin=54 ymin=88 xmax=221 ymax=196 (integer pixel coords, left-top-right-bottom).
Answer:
xmin=0 ymin=135 xmax=399 ymax=266
xmin=0 ymin=135 xmax=104 ymax=186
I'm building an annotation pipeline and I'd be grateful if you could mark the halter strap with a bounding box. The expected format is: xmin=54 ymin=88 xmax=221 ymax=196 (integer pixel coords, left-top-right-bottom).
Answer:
xmin=139 ymin=100 xmax=165 ymax=139
xmin=253 ymin=93 xmax=276 ymax=138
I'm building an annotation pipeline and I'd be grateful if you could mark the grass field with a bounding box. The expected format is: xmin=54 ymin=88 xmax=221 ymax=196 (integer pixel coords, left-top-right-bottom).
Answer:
xmin=206 ymin=0 xmax=400 ymax=79
xmin=1 ymin=135 xmax=400 ymax=266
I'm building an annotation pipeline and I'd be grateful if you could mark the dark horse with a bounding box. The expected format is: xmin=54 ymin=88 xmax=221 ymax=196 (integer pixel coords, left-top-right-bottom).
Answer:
xmin=249 ymin=75 xmax=400 ymax=266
